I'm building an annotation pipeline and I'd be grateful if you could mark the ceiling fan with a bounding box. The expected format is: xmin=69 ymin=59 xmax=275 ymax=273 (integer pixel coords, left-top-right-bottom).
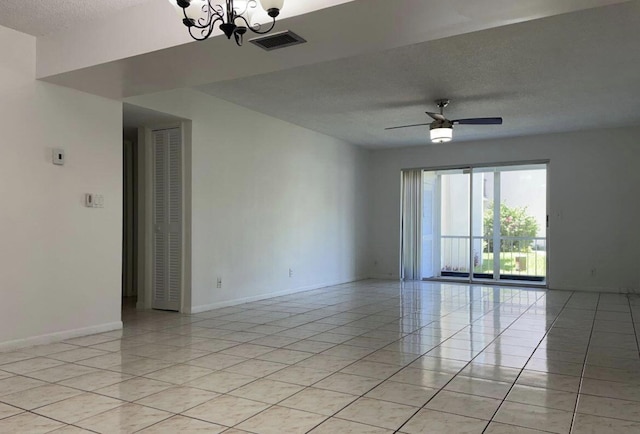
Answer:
xmin=385 ymin=99 xmax=503 ymax=143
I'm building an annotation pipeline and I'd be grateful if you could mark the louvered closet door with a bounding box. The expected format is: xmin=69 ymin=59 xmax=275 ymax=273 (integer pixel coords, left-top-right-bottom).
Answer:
xmin=152 ymin=128 xmax=182 ymax=311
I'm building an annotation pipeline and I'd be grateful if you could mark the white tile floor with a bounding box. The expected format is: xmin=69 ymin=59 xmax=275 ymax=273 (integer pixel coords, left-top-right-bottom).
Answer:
xmin=1 ymin=280 xmax=640 ymax=433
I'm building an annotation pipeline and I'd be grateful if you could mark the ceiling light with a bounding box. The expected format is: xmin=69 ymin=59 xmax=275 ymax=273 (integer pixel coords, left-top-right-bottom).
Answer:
xmin=168 ymin=0 xmax=284 ymax=46
xmin=430 ymin=125 xmax=453 ymax=143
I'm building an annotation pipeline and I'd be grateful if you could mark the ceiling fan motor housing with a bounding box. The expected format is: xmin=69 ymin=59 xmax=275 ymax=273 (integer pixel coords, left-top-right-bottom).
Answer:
xmin=430 ymin=120 xmax=453 ymax=130
xmin=430 ymin=120 xmax=453 ymax=143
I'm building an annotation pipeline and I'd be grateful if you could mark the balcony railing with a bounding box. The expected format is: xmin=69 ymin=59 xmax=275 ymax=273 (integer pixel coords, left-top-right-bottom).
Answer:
xmin=440 ymin=235 xmax=546 ymax=279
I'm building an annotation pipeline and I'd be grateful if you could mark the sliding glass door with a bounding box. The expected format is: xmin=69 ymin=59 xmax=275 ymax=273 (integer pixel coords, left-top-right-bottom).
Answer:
xmin=420 ymin=163 xmax=547 ymax=283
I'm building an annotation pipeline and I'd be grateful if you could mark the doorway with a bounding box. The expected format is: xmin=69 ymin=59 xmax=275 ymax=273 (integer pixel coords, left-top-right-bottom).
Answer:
xmin=122 ymin=137 xmax=138 ymax=309
xmin=122 ymin=103 xmax=190 ymax=313
xmin=418 ymin=163 xmax=548 ymax=283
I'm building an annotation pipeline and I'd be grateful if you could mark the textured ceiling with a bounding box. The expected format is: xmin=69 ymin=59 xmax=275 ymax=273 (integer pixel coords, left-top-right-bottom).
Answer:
xmin=123 ymin=103 xmax=185 ymax=129
xmin=0 ymin=0 xmax=156 ymax=36
xmin=198 ymin=2 xmax=640 ymax=148
xmin=123 ymin=103 xmax=186 ymax=141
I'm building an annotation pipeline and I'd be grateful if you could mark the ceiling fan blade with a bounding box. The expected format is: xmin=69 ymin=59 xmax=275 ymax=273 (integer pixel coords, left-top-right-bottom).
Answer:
xmin=452 ymin=117 xmax=503 ymax=125
xmin=426 ymin=112 xmax=446 ymax=121
xmin=385 ymin=123 xmax=431 ymax=131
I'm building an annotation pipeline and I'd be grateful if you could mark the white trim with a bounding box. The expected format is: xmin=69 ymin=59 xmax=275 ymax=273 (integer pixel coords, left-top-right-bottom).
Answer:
xmin=425 ymin=276 xmax=547 ymax=289
xmin=136 ymin=126 xmax=148 ymax=310
xmin=549 ymin=285 xmax=635 ymax=294
xmin=0 ymin=322 xmax=123 ymax=352
xmin=181 ymin=121 xmax=193 ymax=314
xmin=189 ymin=278 xmax=367 ymax=314
xmin=546 ymin=161 xmax=551 ymax=287
xmin=368 ymin=273 xmax=401 ymax=280
xmin=492 ymin=170 xmax=501 ymax=280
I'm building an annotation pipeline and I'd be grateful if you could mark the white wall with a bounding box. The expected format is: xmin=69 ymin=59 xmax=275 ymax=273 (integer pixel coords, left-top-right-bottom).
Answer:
xmin=0 ymin=26 xmax=123 ymax=349
xmin=368 ymin=127 xmax=640 ymax=293
xmin=126 ymin=89 xmax=369 ymax=312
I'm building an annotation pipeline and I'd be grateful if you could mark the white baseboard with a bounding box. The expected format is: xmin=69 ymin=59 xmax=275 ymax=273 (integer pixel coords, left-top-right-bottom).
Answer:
xmin=367 ymin=273 xmax=401 ymax=280
xmin=549 ymin=285 xmax=639 ymax=294
xmin=0 ymin=321 xmax=123 ymax=352
xmin=189 ymin=277 xmax=367 ymax=314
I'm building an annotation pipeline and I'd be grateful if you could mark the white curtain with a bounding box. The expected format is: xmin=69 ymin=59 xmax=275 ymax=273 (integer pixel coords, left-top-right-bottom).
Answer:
xmin=401 ymin=169 xmax=422 ymax=280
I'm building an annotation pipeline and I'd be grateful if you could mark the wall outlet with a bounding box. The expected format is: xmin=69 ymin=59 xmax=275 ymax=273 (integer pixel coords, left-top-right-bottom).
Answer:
xmin=288 ymin=268 xmax=293 ymax=278
xmin=52 ymin=149 xmax=65 ymax=166
xmin=216 ymin=277 xmax=222 ymax=288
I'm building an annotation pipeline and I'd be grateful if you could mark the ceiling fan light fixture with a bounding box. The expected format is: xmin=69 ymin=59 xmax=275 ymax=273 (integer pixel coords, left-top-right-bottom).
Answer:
xmin=430 ymin=126 xmax=453 ymax=143
xmin=385 ymin=99 xmax=503 ymax=144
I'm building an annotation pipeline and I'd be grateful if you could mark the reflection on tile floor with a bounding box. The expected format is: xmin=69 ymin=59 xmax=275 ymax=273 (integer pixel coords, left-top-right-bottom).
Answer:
xmin=2 ymin=280 xmax=640 ymax=433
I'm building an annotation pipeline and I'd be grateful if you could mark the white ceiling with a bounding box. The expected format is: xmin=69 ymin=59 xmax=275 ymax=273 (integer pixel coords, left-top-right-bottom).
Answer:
xmin=7 ymin=0 xmax=638 ymax=148
xmin=198 ymin=2 xmax=640 ymax=147
xmin=123 ymin=103 xmax=186 ymax=141
xmin=0 ymin=0 xmax=157 ymax=37
xmin=123 ymin=103 xmax=185 ymax=129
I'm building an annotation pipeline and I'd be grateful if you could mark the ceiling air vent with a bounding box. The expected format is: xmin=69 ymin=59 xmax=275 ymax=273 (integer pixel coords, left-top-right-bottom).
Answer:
xmin=250 ymin=30 xmax=307 ymax=51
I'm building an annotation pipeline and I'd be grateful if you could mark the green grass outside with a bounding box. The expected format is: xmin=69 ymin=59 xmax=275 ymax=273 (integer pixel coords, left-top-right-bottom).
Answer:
xmin=473 ymin=251 xmax=546 ymax=277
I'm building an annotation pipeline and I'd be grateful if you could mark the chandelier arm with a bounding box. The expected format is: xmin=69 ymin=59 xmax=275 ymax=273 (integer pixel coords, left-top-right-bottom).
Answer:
xmin=184 ymin=3 xmax=224 ymax=29
xmin=205 ymin=3 xmax=225 ymax=26
xmin=234 ymin=31 xmax=243 ymax=46
xmin=246 ymin=16 xmax=277 ymax=35
xmin=188 ymin=15 xmax=222 ymax=41
xmin=233 ymin=14 xmax=250 ymax=28
xmin=233 ymin=0 xmax=257 ymax=16
xmin=188 ymin=26 xmax=210 ymax=41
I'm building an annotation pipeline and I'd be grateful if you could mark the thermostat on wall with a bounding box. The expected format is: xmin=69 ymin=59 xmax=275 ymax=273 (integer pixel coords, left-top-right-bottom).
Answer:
xmin=52 ymin=149 xmax=65 ymax=165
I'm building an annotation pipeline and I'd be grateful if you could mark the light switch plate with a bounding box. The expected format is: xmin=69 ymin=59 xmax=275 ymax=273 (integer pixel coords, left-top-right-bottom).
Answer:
xmin=94 ymin=194 xmax=104 ymax=208
xmin=85 ymin=193 xmax=104 ymax=208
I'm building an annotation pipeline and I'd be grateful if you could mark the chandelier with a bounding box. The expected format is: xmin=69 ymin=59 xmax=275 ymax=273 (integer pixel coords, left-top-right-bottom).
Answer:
xmin=169 ymin=0 xmax=285 ymax=46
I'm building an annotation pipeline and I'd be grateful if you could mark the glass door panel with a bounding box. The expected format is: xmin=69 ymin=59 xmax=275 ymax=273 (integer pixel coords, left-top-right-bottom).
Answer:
xmin=439 ymin=169 xmax=470 ymax=278
xmin=472 ymin=169 xmax=495 ymax=280
xmin=421 ymin=172 xmax=437 ymax=278
xmin=498 ymin=165 xmax=547 ymax=281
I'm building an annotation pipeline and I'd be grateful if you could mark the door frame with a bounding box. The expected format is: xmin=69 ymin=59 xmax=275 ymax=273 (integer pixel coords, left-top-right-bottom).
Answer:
xmin=137 ymin=121 xmax=192 ymax=313
xmin=408 ymin=159 xmax=550 ymax=287
xmin=122 ymin=139 xmax=136 ymax=300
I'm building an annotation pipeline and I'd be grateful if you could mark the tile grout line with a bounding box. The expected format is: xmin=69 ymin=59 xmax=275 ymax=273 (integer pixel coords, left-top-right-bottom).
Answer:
xmin=391 ymin=289 xmax=553 ymax=433
xmin=119 ymin=288 xmax=636 ymax=430
xmin=476 ymin=290 xmax=578 ymax=434
xmin=3 ymin=292 xmax=392 ymax=432
xmin=157 ymin=286 xmax=540 ymax=433
xmin=627 ymin=294 xmax=640 ymax=359
xmin=302 ymin=288 xmax=532 ymax=433
xmin=127 ymin=294 xmax=420 ymax=433
xmin=1 ymin=283 xmax=588 ymax=434
xmin=567 ymin=292 xmax=600 ymax=434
